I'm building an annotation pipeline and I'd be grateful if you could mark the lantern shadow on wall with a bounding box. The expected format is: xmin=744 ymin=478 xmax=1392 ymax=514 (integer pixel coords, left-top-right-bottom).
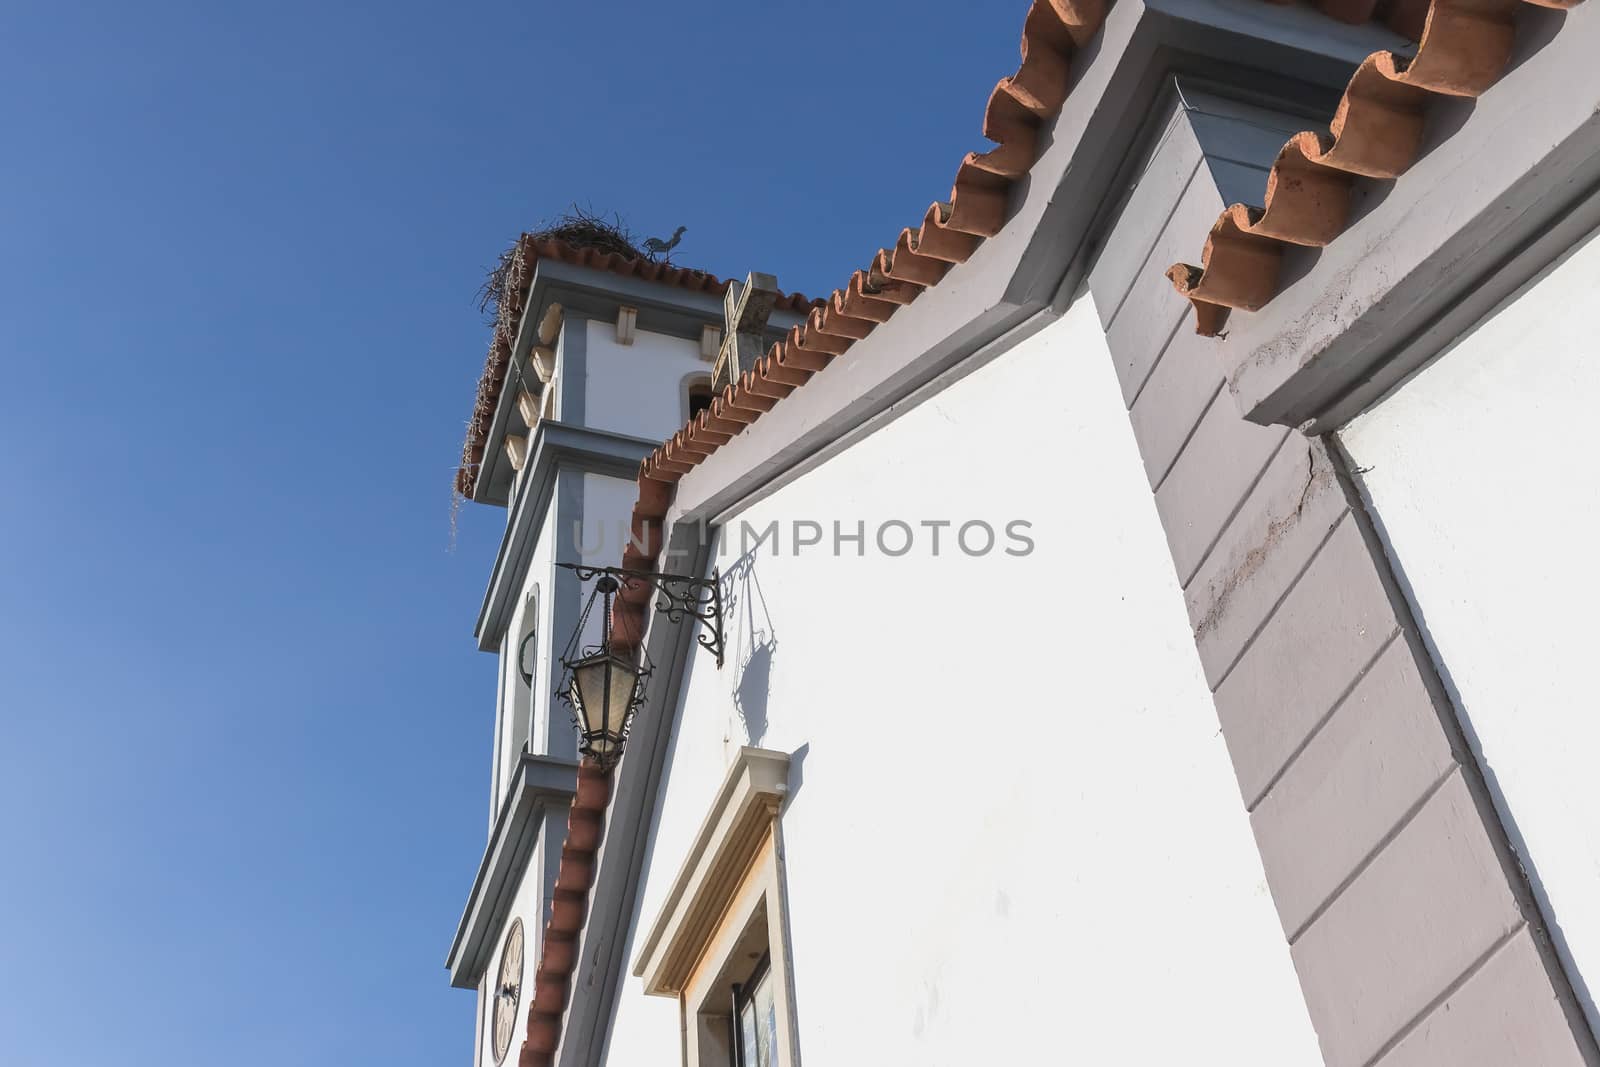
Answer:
xmin=721 ymin=550 xmax=779 ymax=746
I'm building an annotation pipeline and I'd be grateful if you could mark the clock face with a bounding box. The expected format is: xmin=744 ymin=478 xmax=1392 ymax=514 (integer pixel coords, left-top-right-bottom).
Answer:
xmin=492 ymin=919 xmax=524 ymax=1063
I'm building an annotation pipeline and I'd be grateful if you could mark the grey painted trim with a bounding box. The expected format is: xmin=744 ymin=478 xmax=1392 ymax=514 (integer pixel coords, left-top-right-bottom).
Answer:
xmin=1090 ymin=87 xmax=1599 ymax=1064
xmin=1309 ymin=165 xmax=1600 ymax=433
xmin=446 ymin=754 xmax=580 ymax=989
xmin=557 ymin=522 xmax=713 ymax=1067
xmin=1214 ymin=10 xmax=1600 ymax=431
xmin=543 ymin=467 xmax=584 ymax=763
xmin=473 ymin=260 xmax=809 ymax=505
xmin=1334 ymin=434 xmax=1600 ymax=1056
xmin=556 ymin=313 xmax=587 ymax=427
xmin=474 ymin=420 xmax=658 ymax=653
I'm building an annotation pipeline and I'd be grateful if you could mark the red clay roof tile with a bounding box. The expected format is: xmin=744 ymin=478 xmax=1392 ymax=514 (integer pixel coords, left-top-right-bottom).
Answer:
xmin=1169 ymin=0 xmax=1585 ymax=336
xmin=514 ymin=758 xmax=609 ymax=1067
xmin=614 ymin=0 xmax=1111 ymax=571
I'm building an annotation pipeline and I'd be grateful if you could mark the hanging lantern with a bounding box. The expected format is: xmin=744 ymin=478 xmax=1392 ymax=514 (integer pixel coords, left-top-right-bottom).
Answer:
xmin=555 ymin=575 xmax=651 ymax=768
xmin=552 ymin=564 xmax=725 ymax=770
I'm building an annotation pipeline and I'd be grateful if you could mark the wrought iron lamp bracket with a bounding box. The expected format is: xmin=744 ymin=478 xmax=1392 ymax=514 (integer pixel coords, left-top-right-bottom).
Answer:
xmin=557 ymin=563 xmax=725 ymax=668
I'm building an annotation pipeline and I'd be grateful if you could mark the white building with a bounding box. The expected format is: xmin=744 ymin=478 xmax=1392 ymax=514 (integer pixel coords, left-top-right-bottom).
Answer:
xmin=445 ymin=3 xmax=1600 ymax=1065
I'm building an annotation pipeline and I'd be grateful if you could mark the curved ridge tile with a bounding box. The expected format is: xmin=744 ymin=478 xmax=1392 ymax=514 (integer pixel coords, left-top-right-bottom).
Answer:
xmin=1243 ymin=132 xmax=1354 ymax=245
xmin=837 ymin=272 xmax=900 ymax=321
xmin=1167 ymin=0 xmax=1579 ymax=336
xmin=915 ymin=203 xmax=984 ymax=263
xmin=1004 ymin=24 xmax=1072 ymax=115
xmin=879 ymin=239 xmax=947 ymax=287
xmin=515 ymin=760 xmax=610 ymax=1067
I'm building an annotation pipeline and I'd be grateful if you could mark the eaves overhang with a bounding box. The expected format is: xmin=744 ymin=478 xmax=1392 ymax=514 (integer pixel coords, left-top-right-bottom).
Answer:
xmin=665 ymin=0 xmax=1399 ymax=527
xmin=1198 ymin=5 xmax=1600 ymax=433
xmin=474 ymin=420 xmax=659 ymax=653
xmin=471 ymin=259 xmax=811 ymax=507
xmin=445 ymin=754 xmax=580 ymax=989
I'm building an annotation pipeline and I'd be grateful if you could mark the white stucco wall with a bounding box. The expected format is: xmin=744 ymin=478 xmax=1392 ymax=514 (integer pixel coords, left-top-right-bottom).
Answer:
xmin=602 ymin=292 xmax=1322 ymax=1065
xmin=1340 ymin=225 xmax=1600 ymax=1033
xmin=584 ymin=320 xmax=711 ymax=442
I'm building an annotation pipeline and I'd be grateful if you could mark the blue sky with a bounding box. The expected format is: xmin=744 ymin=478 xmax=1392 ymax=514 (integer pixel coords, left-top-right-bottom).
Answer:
xmin=0 ymin=2 xmax=1019 ymax=1063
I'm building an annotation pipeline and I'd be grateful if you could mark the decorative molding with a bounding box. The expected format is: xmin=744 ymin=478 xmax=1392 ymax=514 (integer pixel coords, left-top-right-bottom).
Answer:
xmin=531 ymin=345 xmax=557 ymax=384
xmin=538 ymin=302 xmax=564 ymax=347
xmin=517 ymin=389 xmax=541 ymax=429
xmin=504 ymin=434 xmax=529 ymax=472
xmin=446 ymin=754 xmax=580 ymax=989
xmin=632 ymin=748 xmax=790 ymax=998
xmin=616 ymin=306 xmax=638 ymax=346
xmin=699 ymin=324 xmax=721 ymax=362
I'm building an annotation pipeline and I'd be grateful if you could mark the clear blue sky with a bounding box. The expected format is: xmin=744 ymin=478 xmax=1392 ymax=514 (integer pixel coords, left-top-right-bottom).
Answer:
xmin=0 ymin=2 xmax=1018 ymax=1063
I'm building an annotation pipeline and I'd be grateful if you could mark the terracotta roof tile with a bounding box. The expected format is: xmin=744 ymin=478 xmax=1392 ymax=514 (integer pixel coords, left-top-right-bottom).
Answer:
xmin=1168 ymin=0 xmax=1585 ymax=336
xmin=457 ymin=238 xmax=818 ymax=498
xmin=515 ymin=758 xmax=609 ymax=1067
xmin=602 ymin=0 xmax=1114 ymax=528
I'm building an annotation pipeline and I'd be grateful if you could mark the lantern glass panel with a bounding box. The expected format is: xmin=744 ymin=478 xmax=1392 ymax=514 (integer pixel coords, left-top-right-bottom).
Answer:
xmin=569 ymin=652 xmax=640 ymax=742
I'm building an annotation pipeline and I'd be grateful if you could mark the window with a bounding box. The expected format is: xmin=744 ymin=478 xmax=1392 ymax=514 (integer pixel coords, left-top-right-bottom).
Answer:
xmin=512 ymin=588 xmax=538 ymax=757
xmin=686 ymin=377 xmax=714 ymax=421
xmin=633 ymin=749 xmax=799 ymax=1067
xmin=731 ymin=954 xmax=778 ymax=1067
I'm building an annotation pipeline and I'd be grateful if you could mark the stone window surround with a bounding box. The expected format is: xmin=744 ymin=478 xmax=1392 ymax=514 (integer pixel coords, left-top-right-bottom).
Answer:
xmin=632 ymin=747 xmax=800 ymax=1067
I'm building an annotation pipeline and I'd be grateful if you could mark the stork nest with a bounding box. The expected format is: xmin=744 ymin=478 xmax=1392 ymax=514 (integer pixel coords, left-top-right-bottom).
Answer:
xmin=477 ymin=207 xmax=644 ymax=325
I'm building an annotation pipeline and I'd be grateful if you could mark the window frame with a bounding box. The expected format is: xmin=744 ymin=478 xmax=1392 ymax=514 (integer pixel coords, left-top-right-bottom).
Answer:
xmin=729 ymin=952 xmax=775 ymax=1067
xmin=632 ymin=748 xmax=800 ymax=1067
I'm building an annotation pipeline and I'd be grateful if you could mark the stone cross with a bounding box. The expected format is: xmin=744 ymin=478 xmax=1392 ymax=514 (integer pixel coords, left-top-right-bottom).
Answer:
xmin=711 ymin=271 xmax=780 ymax=394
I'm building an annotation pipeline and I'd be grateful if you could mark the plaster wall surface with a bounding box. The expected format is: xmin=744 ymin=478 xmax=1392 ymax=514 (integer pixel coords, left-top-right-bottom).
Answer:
xmin=601 ymin=292 xmax=1322 ymax=1066
xmin=1340 ymin=225 xmax=1600 ymax=1035
xmin=583 ymin=320 xmax=708 ymax=443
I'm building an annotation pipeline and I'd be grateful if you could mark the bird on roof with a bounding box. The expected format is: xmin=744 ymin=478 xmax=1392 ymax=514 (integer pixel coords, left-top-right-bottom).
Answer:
xmin=643 ymin=226 xmax=686 ymax=263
